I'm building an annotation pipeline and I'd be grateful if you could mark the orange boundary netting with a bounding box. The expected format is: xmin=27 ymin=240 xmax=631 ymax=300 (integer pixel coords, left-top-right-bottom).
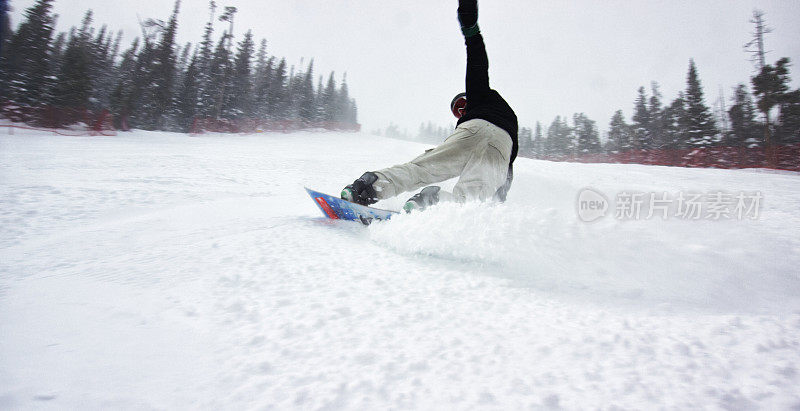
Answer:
xmin=189 ymin=117 xmax=361 ymax=135
xmin=535 ymin=144 xmax=800 ymax=172
xmin=0 ymin=103 xmax=117 ymax=136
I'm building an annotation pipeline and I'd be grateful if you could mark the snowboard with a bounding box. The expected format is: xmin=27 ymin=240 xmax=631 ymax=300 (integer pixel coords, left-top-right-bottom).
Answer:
xmin=305 ymin=187 xmax=398 ymax=225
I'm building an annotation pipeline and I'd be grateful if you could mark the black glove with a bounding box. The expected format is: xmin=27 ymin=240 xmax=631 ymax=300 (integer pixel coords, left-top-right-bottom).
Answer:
xmin=344 ymin=172 xmax=379 ymax=205
xmin=457 ymin=0 xmax=480 ymax=37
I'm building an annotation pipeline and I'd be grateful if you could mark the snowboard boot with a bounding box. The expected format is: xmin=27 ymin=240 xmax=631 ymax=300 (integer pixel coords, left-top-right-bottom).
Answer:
xmin=403 ymin=186 xmax=441 ymax=213
xmin=341 ymin=172 xmax=379 ymax=206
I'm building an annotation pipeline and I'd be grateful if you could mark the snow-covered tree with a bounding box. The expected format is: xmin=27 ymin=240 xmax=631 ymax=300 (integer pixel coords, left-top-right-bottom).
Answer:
xmin=52 ymin=12 xmax=93 ymax=109
xmin=0 ymin=0 xmax=14 ymax=94
xmin=336 ymin=73 xmax=354 ymax=123
xmin=88 ymin=26 xmax=122 ymax=112
xmin=3 ymin=0 xmax=56 ymax=106
xmin=573 ymin=113 xmax=600 ymax=154
xmin=545 ymin=116 xmax=572 ymax=156
xmin=298 ymin=59 xmax=316 ymax=122
xmin=752 ymin=57 xmax=792 ymax=147
xmin=532 ymin=122 xmax=544 ymax=158
xmin=518 ymin=127 xmax=533 ymax=157
xmin=320 ymin=71 xmax=337 ymax=122
xmin=268 ymin=58 xmax=289 ymax=120
xmin=252 ymin=40 xmax=272 ymax=119
xmin=0 ymin=0 xmax=10 ymax=52
xmin=3 ymin=0 xmax=360 ymax=131
xmin=648 ymin=82 xmax=666 ymax=148
xmin=230 ymin=30 xmax=254 ymax=118
xmin=776 ymin=88 xmax=800 ymax=145
xmin=174 ymin=51 xmax=200 ymax=131
xmin=109 ymin=38 xmax=140 ymax=129
xmin=683 ymin=60 xmax=719 ymax=148
xmin=195 ymin=1 xmax=217 ymax=118
xmin=663 ymin=93 xmax=687 ymax=150
xmin=632 ymin=86 xmax=651 ymax=149
xmin=727 ymin=84 xmax=760 ymax=147
xmin=605 ymin=110 xmax=632 ymax=153
xmin=146 ymin=0 xmax=180 ymax=129
xmin=207 ymin=35 xmax=231 ymax=119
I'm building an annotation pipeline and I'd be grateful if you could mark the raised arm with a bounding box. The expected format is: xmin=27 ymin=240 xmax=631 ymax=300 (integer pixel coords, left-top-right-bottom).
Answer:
xmin=458 ymin=0 xmax=491 ymax=102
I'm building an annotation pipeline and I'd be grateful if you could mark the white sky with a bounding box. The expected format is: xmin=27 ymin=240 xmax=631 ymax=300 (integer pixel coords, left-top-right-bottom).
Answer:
xmin=9 ymin=0 xmax=800 ymax=135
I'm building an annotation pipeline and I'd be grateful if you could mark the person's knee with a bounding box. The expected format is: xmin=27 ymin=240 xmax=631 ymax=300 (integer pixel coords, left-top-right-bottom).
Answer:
xmin=372 ymin=171 xmax=397 ymax=199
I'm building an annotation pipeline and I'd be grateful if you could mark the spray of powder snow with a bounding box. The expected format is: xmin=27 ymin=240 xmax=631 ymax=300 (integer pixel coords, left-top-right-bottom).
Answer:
xmin=368 ymin=202 xmax=800 ymax=314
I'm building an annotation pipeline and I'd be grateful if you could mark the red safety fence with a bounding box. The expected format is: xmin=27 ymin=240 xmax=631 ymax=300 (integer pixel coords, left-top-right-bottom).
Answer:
xmin=536 ymin=144 xmax=800 ymax=172
xmin=190 ymin=117 xmax=361 ymax=135
xmin=0 ymin=102 xmax=116 ymax=136
xmin=1 ymin=101 xmax=362 ymax=137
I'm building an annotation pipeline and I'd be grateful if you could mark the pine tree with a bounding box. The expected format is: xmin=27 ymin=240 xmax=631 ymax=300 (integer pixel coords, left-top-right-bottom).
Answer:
xmin=0 ymin=0 xmax=12 ymax=89
xmin=215 ymin=5 xmax=238 ymax=119
xmin=195 ymin=1 xmax=217 ymax=118
xmin=776 ymin=89 xmax=800 ymax=144
xmin=52 ymin=13 xmax=93 ymax=110
xmin=518 ymin=127 xmax=533 ymax=157
xmin=48 ymin=32 xmax=66 ymax=71
xmin=727 ymin=84 xmax=760 ymax=147
xmin=336 ymin=73 xmax=353 ymax=123
xmin=683 ymin=59 xmax=718 ymax=147
xmin=230 ymin=30 xmax=254 ymax=118
xmin=752 ymin=57 xmax=791 ymax=147
xmin=121 ymin=15 xmax=162 ymax=129
xmin=3 ymin=0 xmax=56 ymax=106
xmin=663 ymin=94 xmax=687 ymax=150
xmin=545 ymin=116 xmax=572 ymax=156
xmin=298 ymin=59 xmax=316 ymax=122
xmin=207 ymin=35 xmax=231 ymax=118
xmin=606 ymin=110 xmax=632 ymax=153
xmin=632 ymin=86 xmax=651 ymax=149
xmin=532 ymin=122 xmax=544 ymax=158
xmin=314 ymin=74 xmax=325 ymax=121
xmin=110 ymin=30 xmax=122 ymax=64
xmin=143 ymin=0 xmax=180 ymax=129
xmin=2 ymin=0 xmax=361 ymax=133
xmin=253 ymin=44 xmax=272 ymax=119
xmin=648 ymin=82 xmax=666 ymax=148
xmin=417 ymin=121 xmax=449 ymax=143
xmin=321 ymin=71 xmax=337 ymax=122
xmin=109 ymin=38 xmax=140 ymax=129
xmin=349 ymin=99 xmax=358 ymax=126
xmin=89 ymin=23 xmax=118 ymax=111
xmin=175 ymin=51 xmax=200 ymax=131
xmin=0 ymin=0 xmax=9 ymax=48
xmin=268 ymin=58 xmax=288 ymax=119
xmin=573 ymin=113 xmax=600 ymax=154
xmin=176 ymin=41 xmax=191 ymax=83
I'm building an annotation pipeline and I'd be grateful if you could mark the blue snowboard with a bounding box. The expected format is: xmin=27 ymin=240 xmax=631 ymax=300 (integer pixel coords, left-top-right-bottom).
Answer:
xmin=305 ymin=187 xmax=398 ymax=225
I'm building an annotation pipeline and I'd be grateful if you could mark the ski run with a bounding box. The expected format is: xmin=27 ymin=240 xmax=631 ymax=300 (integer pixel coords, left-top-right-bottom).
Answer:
xmin=2 ymin=129 xmax=800 ymax=409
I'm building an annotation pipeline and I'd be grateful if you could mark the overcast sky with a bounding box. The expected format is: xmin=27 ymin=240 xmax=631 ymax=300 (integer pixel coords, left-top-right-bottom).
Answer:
xmin=9 ymin=0 xmax=800 ymax=136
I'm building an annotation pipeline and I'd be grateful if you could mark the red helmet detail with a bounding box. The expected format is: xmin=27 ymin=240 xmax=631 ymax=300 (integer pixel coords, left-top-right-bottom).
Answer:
xmin=450 ymin=92 xmax=467 ymax=119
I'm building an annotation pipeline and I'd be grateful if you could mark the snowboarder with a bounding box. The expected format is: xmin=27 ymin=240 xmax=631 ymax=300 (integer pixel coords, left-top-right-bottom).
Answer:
xmin=342 ymin=0 xmax=518 ymax=212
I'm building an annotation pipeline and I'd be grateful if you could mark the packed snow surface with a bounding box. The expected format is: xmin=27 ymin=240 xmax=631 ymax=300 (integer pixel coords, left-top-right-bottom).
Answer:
xmin=1 ymin=129 xmax=800 ymax=409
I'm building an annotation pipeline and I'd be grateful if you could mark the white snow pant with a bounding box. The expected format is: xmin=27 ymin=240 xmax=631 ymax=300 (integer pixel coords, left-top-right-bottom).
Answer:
xmin=373 ymin=119 xmax=512 ymax=202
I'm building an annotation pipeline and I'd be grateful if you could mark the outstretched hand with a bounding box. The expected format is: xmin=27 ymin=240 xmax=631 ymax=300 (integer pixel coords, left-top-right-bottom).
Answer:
xmin=457 ymin=0 xmax=478 ymax=29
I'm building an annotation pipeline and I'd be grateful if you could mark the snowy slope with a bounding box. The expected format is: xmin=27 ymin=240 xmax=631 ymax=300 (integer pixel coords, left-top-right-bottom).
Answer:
xmin=1 ymin=130 xmax=799 ymax=410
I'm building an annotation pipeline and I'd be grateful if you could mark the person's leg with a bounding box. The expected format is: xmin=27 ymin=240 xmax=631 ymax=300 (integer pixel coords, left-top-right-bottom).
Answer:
xmin=372 ymin=120 xmax=485 ymax=199
xmin=450 ymin=121 xmax=512 ymax=202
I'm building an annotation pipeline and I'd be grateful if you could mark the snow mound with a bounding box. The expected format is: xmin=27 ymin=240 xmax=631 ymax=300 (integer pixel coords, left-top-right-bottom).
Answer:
xmin=370 ymin=201 xmax=800 ymax=314
xmin=369 ymin=201 xmax=524 ymax=264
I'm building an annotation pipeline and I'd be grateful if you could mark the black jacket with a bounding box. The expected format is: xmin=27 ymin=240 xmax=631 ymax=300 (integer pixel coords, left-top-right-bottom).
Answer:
xmin=456 ymin=33 xmax=519 ymax=164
